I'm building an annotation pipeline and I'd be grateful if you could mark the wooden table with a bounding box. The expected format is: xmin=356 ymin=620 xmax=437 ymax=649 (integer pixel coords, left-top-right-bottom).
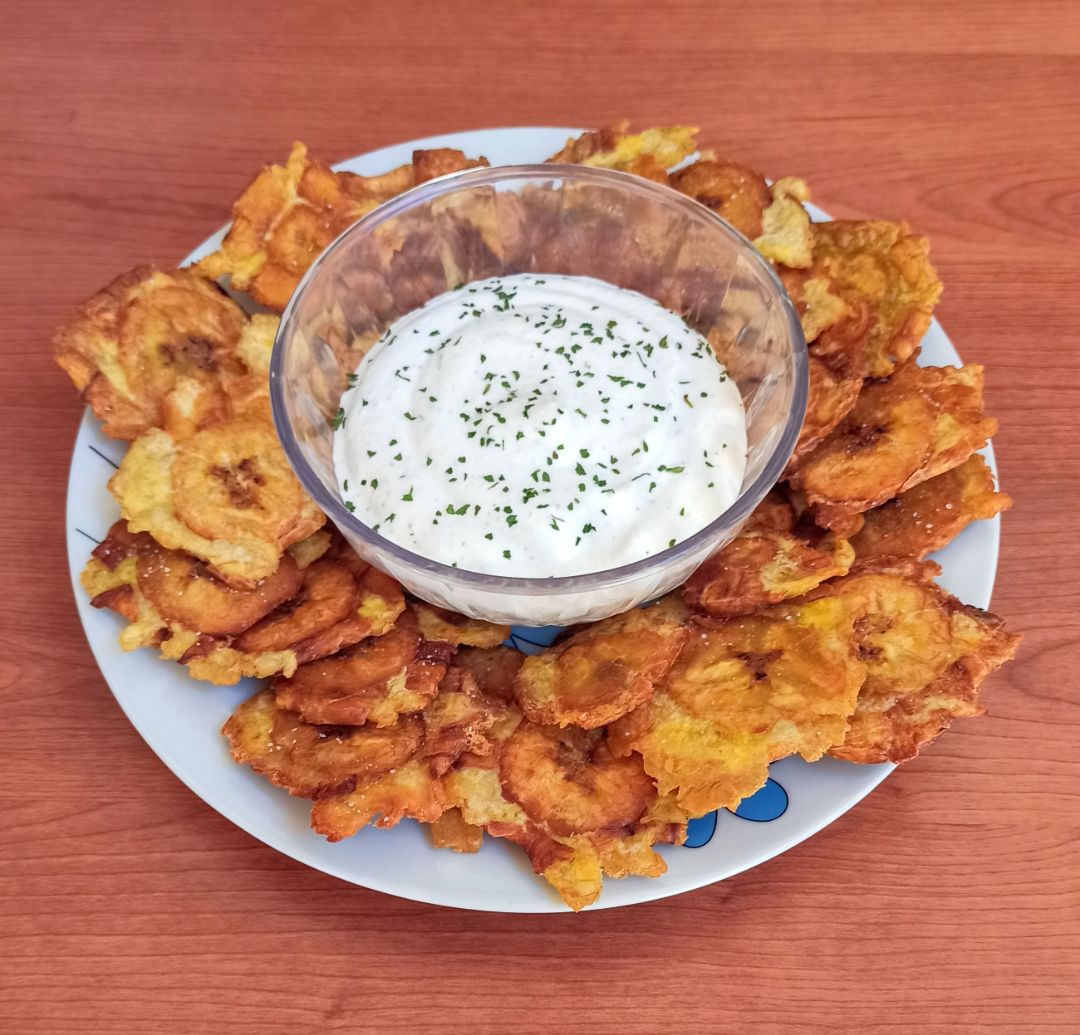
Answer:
xmin=3 ymin=2 xmax=1078 ymax=1031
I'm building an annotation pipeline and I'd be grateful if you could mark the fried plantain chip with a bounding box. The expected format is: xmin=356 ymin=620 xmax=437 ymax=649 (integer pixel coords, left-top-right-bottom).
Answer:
xmin=786 ymin=357 xmax=864 ymax=476
xmin=277 ymin=564 xmax=407 ymax=667
xmin=109 ymin=419 xmax=325 ymax=586
xmin=428 ymin=807 xmax=484 ymax=853
xmin=196 ymin=143 xmax=410 ymax=310
xmin=83 ymin=524 xmax=313 ymax=684
xmin=744 ymin=489 xmax=798 ymax=534
xmin=444 ymin=743 xmax=678 ymax=911
xmin=792 ymin=364 xmax=997 ymax=532
xmin=828 ymin=594 xmax=1019 ymax=763
xmin=231 ymin=559 xmax=359 ymax=653
xmin=273 ymin=608 xmax=453 ymax=727
xmin=808 ymin=569 xmax=957 ymax=696
xmin=310 ymin=759 xmax=449 ymax=841
xmin=851 ymin=454 xmax=1011 ymax=562
xmin=451 ymin=645 xmax=524 ymax=702
xmin=136 ymin=537 xmax=303 ymax=636
xmin=791 ymin=368 xmax=935 ymax=519
xmin=500 ymin=723 xmax=656 ymax=836
xmin=53 ymin=266 xmax=269 ymax=441
xmin=753 ymin=178 xmax=813 ymax=268
xmin=611 ymin=597 xmax=864 ymax=815
xmin=812 ymin=220 xmax=943 ymax=377
xmin=412 ymin=147 xmax=488 ymax=184
xmin=412 ymin=602 xmax=509 ymax=648
xmin=804 ymin=564 xmax=1016 ymax=706
xmin=223 ymin=688 xmax=423 ymax=799
xmin=419 ymin=666 xmax=511 ymax=776
xmin=684 ymin=528 xmax=854 ymax=618
xmin=547 ymin=122 xmax=698 ymax=174
xmin=512 ymin=603 xmax=688 ymax=728
xmin=778 ymin=266 xmax=851 ymax=346
xmin=671 ymin=158 xmax=772 ymax=238
xmin=197 ymin=143 xmax=490 ymax=311
xmin=916 ymin=365 xmax=999 ymax=483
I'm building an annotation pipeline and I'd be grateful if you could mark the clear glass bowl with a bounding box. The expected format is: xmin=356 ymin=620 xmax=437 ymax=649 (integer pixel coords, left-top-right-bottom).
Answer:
xmin=271 ymin=164 xmax=807 ymax=626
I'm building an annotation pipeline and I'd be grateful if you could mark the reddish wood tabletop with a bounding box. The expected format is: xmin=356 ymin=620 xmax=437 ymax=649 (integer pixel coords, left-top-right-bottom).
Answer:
xmin=2 ymin=2 xmax=1078 ymax=1031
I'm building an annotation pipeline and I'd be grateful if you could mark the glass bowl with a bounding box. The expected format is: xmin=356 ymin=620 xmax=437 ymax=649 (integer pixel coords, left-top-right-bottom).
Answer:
xmin=271 ymin=164 xmax=807 ymax=626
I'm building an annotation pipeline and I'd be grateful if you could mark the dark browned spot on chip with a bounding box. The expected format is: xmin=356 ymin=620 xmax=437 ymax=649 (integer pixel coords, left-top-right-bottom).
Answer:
xmin=211 ymin=457 xmax=267 ymax=509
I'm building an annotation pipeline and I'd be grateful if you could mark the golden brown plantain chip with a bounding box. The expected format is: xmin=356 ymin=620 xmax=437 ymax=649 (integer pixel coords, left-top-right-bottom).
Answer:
xmin=136 ymin=538 xmax=303 ymax=637
xmin=828 ymin=593 xmax=1019 ymax=764
xmin=916 ymin=365 xmax=999 ymax=483
xmin=753 ymin=178 xmax=813 ymax=268
xmin=791 ymin=368 xmax=936 ymax=518
xmin=451 ymin=645 xmax=525 ymax=703
xmin=232 ymin=559 xmax=359 ymax=654
xmin=196 ymin=143 xmax=488 ymax=311
xmin=282 ymin=564 xmax=407 ymax=666
xmin=610 ymin=597 xmax=865 ymax=815
xmin=850 ymin=454 xmax=1011 ymax=562
xmin=671 ymin=158 xmax=772 ymax=238
xmin=412 ymin=147 xmax=488 ymax=184
xmin=420 ymin=666 xmax=511 ymax=776
xmin=273 ymin=608 xmax=453 ymax=727
xmin=109 ymin=418 xmax=325 ymax=586
xmin=547 ymin=122 xmax=698 ymax=173
xmin=223 ymin=688 xmax=423 ymax=799
xmin=778 ymin=266 xmax=851 ymax=347
xmin=196 ymin=143 xmax=408 ymax=310
xmin=812 ymin=220 xmax=943 ymax=377
xmin=442 ymin=732 xmax=679 ymax=911
xmin=499 ymin=723 xmax=656 ymax=836
xmin=310 ymin=759 xmax=449 ymax=841
xmin=785 ymin=357 xmax=864 ymax=476
xmin=428 ymin=808 xmax=484 ymax=853
xmin=683 ymin=528 xmax=854 ymax=619
xmin=808 ymin=569 xmax=956 ymax=696
xmin=412 ymin=602 xmax=509 ymax=648
xmin=512 ymin=603 xmax=688 ymax=729
xmin=804 ymin=564 xmax=1016 ymax=704
xmin=792 ymin=363 xmax=996 ymax=532
xmin=744 ymin=489 xmax=798 ymax=534
xmin=53 ymin=266 xmax=265 ymax=441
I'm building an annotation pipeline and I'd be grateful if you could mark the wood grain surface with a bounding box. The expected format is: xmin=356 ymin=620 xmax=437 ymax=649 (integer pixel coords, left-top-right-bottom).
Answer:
xmin=2 ymin=1 xmax=1078 ymax=1031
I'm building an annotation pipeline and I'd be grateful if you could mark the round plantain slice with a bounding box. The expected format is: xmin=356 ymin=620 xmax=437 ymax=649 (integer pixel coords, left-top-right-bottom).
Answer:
xmin=671 ymin=159 xmax=772 ymax=239
xmin=499 ymin=723 xmax=656 ymax=837
xmin=784 ymin=357 xmax=864 ymax=477
xmin=452 ymin=645 xmax=525 ymax=703
xmin=222 ymin=688 xmax=423 ymax=800
xmin=136 ymin=540 xmax=303 ymax=637
xmin=412 ymin=602 xmax=509 ymax=648
xmin=273 ymin=609 xmax=454 ymax=727
xmin=792 ymin=374 xmax=936 ymax=512
xmin=172 ymin=420 xmax=308 ymax=544
xmin=111 ymin=421 xmax=325 ymax=587
xmin=512 ymin=603 xmax=688 ymax=729
xmin=53 ymin=266 xmax=249 ymax=441
xmin=232 ymin=559 xmax=360 ymax=654
xmin=683 ymin=529 xmax=854 ymax=619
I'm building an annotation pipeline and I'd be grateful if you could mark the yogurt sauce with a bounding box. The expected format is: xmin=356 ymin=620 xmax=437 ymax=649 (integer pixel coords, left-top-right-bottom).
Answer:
xmin=333 ymin=273 xmax=747 ymax=577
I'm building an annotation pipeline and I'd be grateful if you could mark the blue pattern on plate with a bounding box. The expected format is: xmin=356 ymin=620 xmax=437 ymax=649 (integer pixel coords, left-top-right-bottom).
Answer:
xmin=684 ymin=780 xmax=789 ymax=848
xmin=507 ymin=625 xmax=564 ymax=655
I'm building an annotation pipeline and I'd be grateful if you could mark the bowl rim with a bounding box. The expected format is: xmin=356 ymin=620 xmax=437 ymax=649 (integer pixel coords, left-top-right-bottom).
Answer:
xmin=270 ymin=162 xmax=808 ymax=595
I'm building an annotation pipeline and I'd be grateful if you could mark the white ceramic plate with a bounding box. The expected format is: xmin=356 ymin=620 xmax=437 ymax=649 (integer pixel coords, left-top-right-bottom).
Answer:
xmin=65 ymin=127 xmax=1001 ymax=912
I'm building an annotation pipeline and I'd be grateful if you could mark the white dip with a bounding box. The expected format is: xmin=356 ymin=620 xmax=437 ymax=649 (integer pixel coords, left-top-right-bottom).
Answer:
xmin=333 ymin=274 xmax=747 ymax=577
